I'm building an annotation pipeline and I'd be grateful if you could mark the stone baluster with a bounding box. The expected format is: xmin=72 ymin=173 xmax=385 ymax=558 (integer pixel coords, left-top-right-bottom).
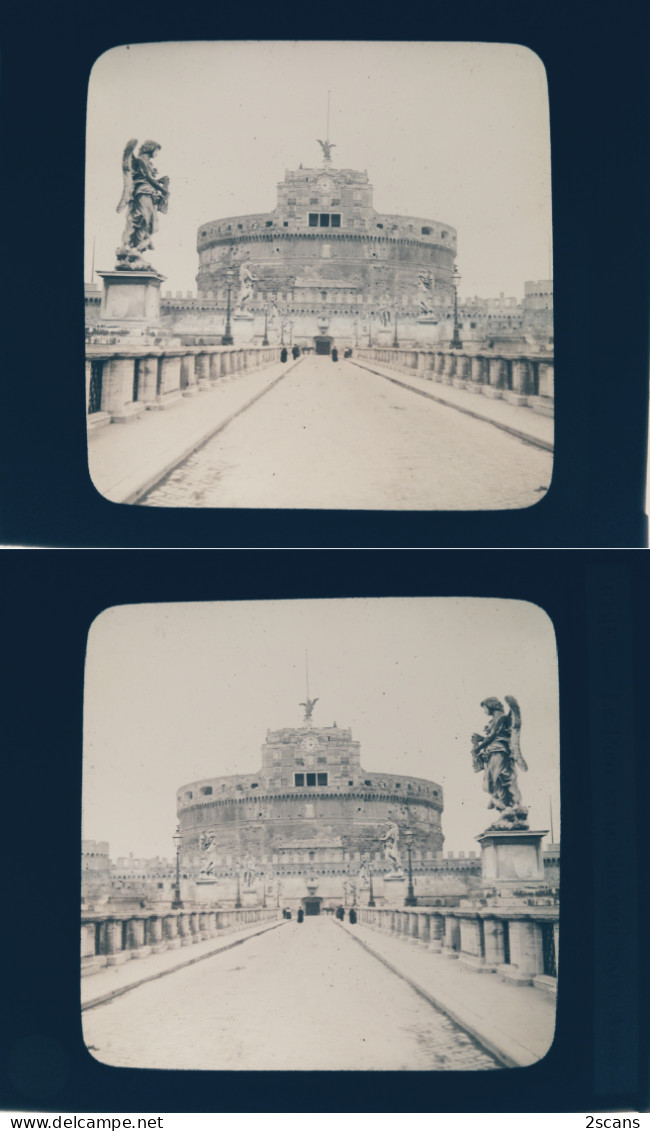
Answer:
xmin=487 ymin=357 xmax=505 ymax=394
xmin=458 ymin=914 xmax=485 ymax=969
xmin=209 ymin=352 xmax=222 ymax=385
xmin=188 ymin=911 xmax=199 ymax=943
xmin=147 ymin=915 xmax=167 ymax=954
xmin=469 ymin=354 xmax=485 ymax=387
xmin=537 ymin=361 xmax=554 ymax=400
xmin=177 ymin=914 xmax=192 ymax=947
xmin=163 ymin=914 xmax=181 ymax=949
xmin=180 ymin=353 xmax=197 ymax=396
xmin=501 ymin=916 xmax=545 ymax=983
xmin=136 ymin=354 xmax=160 ymax=407
xmin=195 ymin=353 xmax=211 ymax=391
xmin=127 ymin=916 xmax=151 ymax=958
xmin=102 ymin=918 xmax=126 ymax=965
xmin=512 ymin=358 xmax=531 ymax=395
xmin=442 ymin=913 xmax=460 ymax=958
xmin=429 ymin=913 xmax=445 ymax=951
xmin=481 ymin=914 xmax=507 ymax=970
xmin=442 ymin=353 xmax=456 ymax=383
xmin=453 ymin=354 xmax=471 ymax=388
xmin=418 ymin=912 xmax=431 ymax=946
xmin=157 ymin=353 xmax=183 ymax=408
xmin=102 ymin=356 xmax=143 ymax=422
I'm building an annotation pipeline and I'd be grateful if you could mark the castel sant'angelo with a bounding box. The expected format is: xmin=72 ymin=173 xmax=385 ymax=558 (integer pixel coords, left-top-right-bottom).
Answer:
xmin=194 ymin=139 xmax=457 ymax=351
xmin=176 ymin=696 xmax=453 ymax=913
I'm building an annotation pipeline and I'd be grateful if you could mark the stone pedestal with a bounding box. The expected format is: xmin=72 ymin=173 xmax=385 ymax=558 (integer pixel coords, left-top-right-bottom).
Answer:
xmin=232 ymin=313 xmax=255 ymax=344
xmin=415 ymin=317 xmax=439 ymax=344
xmin=97 ymin=269 xmax=166 ymax=328
xmin=382 ymin=874 xmax=407 ymax=906
xmin=477 ymin=828 xmax=548 ymax=899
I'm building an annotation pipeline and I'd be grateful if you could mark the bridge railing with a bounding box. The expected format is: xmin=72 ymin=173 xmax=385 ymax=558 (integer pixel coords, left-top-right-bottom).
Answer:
xmin=354 ymin=905 xmax=558 ymax=993
xmin=86 ymin=344 xmax=283 ymax=429
xmin=355 ymin=347 xmax=554 ymax=415
xmin=81 ymin=906 xmax=280 ymax=976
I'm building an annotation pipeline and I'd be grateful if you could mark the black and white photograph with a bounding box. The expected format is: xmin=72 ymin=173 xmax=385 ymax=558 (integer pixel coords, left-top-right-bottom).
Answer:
xmin=85 ymin=42 xmax=554 ymax=511
xmin=81 ymin=597 xmax=560 ymax=1071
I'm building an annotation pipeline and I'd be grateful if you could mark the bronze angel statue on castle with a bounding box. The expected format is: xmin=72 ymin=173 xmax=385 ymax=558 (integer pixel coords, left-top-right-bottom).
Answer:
xmin=115 ymin=139 xmax=170 ymax=270
xmin=471 ymin=696 xmax=529 ymax=830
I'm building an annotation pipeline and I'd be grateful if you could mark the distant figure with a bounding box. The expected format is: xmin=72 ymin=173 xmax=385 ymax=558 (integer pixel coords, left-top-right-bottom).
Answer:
xmin=280 ymin=347 xmax=288 ymax=363
xmin=331 ymin=347 xmax=339 ymax=362
xmin=292 ymin=345 xmax=300 ymax=359
xmin=348 ymin=908 xmax=357 ymax=924
xmin=336 ymin=905 xmax=345 ymax=921
xmin=297 ymin=908 xmax=304 ymax=923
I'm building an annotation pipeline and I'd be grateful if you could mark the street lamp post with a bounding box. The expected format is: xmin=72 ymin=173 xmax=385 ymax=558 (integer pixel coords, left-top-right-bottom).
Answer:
xmin=450 ymin=265 xmax=462 ymax=349
xmin=262 ymin=304 xmax=269 ymax=346
xmin=171 ymin=824 xmax=183 ymax=910
xmin=368 ymin=856 xmax=376 ymax=908
xmin=222 ymin=267 xmax=236 ymax=346
xmin=404 ymin=829 xmax=416 ymax=906
xmin=235 ymin=862 xmax=242 ymax=909
xmin=392 ymin=308 xmax=400 ymax=348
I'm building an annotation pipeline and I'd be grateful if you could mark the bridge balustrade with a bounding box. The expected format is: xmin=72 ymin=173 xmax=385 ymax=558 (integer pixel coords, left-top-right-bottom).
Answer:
xmin=349 ymin=905 xmax=558 ymax=992
xmin=81 ymin=906 xmax=280 ymax=975
xmin=86 ymin=344 xmax=283 ymax=429
xmin=355 ymin=347 xmax=554 ymax=415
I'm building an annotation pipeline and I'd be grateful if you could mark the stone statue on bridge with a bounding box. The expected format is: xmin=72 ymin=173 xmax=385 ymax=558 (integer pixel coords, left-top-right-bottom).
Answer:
xmin=471 ymin=695 xmax=529 ymax=829
xmin=417 ymin=271 xmax=436 ymax=315
xmin=116 ymin=139 xmax=170 ymax=271
xmin=381 ymin=822 xmax=403 ymax=872
xmin=236 ymin=262 xmax=255 ymax=313
xmin=198 ymin=830 xmax=217 ymax=875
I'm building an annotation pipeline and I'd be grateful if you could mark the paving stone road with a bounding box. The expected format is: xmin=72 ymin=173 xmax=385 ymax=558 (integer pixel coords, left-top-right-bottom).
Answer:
xmin=83 ymin=917 xmax=501 ymax=1071
xmin=140 ymin=356 xmax=552 ymax=510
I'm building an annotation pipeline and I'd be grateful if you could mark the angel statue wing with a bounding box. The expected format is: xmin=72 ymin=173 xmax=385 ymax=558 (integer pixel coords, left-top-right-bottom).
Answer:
xmin=300 ymin=696 xmax=319 ymax=718
xmin=505 ymin=695 xmax=528 ymax=771
xmin=116 ymin=139 xmax=138 ymax=213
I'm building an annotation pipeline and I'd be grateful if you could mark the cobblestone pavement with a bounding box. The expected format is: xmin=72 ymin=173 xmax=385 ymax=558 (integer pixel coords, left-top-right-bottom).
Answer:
xmin=83 ymin=917 xmax=501 ymax=1071
xmin=141 ymin=357 xmax=552 ymax=510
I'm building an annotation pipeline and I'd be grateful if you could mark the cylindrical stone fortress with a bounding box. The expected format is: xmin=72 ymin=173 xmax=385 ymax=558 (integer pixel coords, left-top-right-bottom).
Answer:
xmin=177 ymin=714 xmax=444 ymax=910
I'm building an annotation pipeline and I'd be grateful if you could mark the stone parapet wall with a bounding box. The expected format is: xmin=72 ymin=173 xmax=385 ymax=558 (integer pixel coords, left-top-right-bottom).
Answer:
xmin=356 ymin=346 xmax=554 ymax=410
xmin=86 ymin=343 xmax=282 ymax=427
xmin=81 ymin=906 xmax=280 ymax=975
xmin=355 ymin=904 xmax=558 ymax=989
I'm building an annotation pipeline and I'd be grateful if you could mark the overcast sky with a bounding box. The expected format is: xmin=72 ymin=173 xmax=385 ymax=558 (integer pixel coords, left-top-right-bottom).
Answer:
xmin=85 ymin=41 xmax=552 ymax=299
xmin=83 ymin=598 xmax=560 ymax=861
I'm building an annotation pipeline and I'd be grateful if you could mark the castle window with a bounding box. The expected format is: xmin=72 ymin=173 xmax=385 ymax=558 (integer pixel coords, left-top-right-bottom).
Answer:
xmin=421 ymin=227 xmax=431 ymax=235
xmin=310 ymin=197 xmax=319 ymax=205
xmin=331 ymin=214 xmax=341 ymax=227
xmin=348 ymin=781 xmax=354 ymax=786
xmin=288 ymin=197 xmax=296 ymax=204
xmin=331 ymin=199 xmax=340 ymax=206
xmin=441 ymin=231 xmax=448 ymax=238
xmin=306 ymin=773 xmax=316 ymax=786
xmin=319 ymin=214 xmax=330 ymax=227
xmin=251 ymin=783 xmax=258 ymax=789
xmin=309 ymin=214 xmax=318 ymax=227
xmin=317 ymin=773 xmax=328 ymax=786
xmin=237 ymin=224 xmax=243 ymax=230
xmin=294 ymin=773 xmax=305 ymax=786
xmin=200 ymin=786 xmax=213 ymax=795
xmin=265 ymin=221 xmax=273 ymax=227
xmin=376 ymin=223 xmax=383 ymax=229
